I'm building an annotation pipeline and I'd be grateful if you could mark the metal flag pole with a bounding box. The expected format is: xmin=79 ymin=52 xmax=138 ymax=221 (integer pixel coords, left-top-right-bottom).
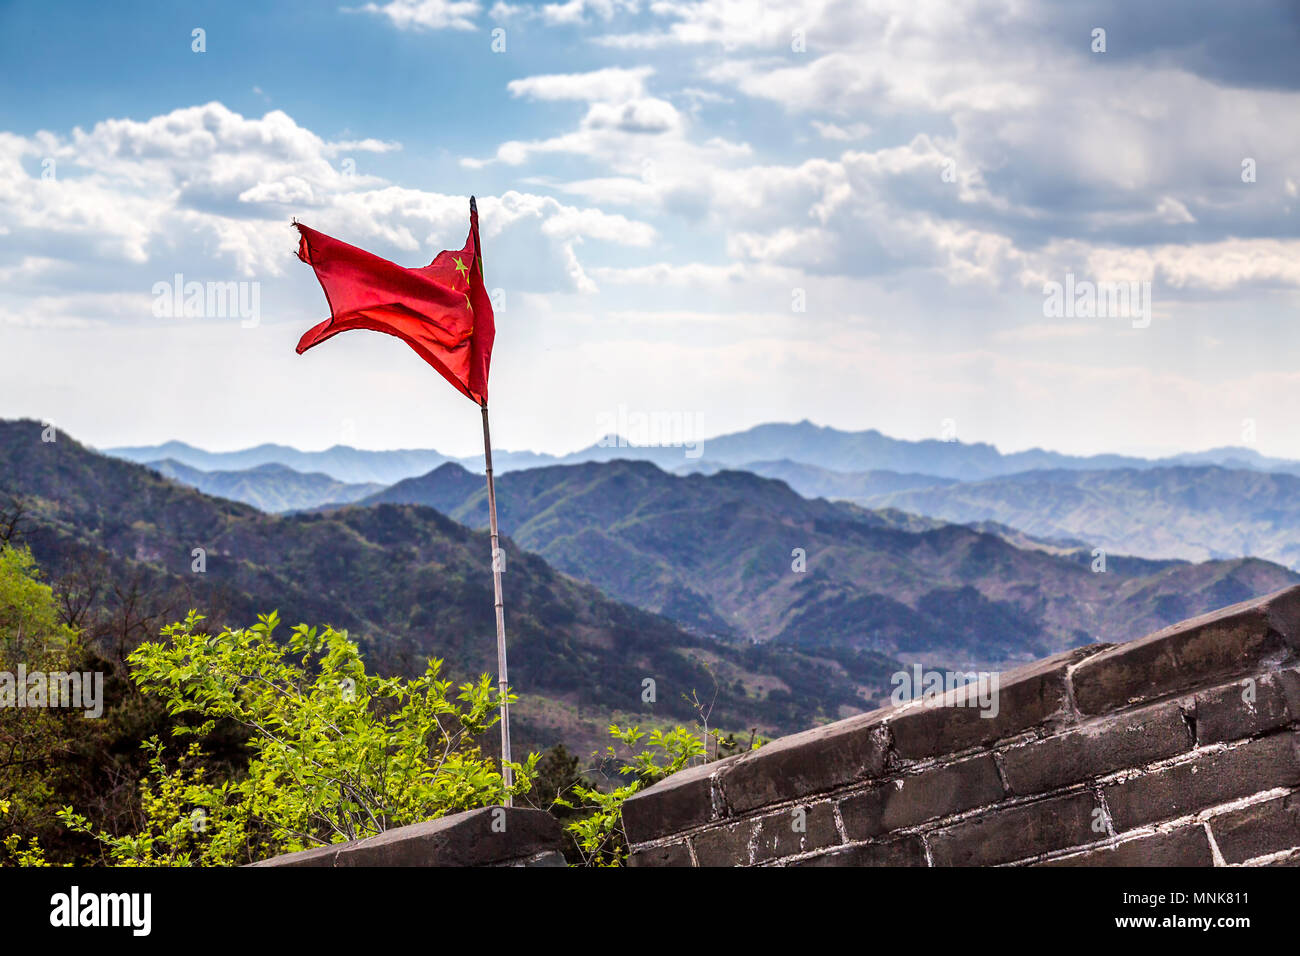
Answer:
xmin=480 ymin=400 xmax=514 ymax=805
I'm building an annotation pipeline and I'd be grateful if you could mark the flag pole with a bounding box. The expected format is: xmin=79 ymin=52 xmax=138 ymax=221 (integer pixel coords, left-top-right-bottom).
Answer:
xmin=481 ymin=400 xmax=514 ymax=805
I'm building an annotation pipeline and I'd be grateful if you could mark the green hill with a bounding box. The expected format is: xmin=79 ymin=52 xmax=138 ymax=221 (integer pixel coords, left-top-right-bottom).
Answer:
xmin=361 ymin=459 xmax=1300 ymax=668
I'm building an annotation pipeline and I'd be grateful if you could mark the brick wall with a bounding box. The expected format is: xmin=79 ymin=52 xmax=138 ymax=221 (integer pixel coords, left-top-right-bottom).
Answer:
xmin=623 ymin=585 xmax=1300 ymax=867
xmin=251 ymin=806 xmax=567 ymax=867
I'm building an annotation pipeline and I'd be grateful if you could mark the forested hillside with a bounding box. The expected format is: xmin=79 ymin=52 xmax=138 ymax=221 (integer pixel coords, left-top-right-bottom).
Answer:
xmin=362 ymin=459 xmax=1300 ymax=667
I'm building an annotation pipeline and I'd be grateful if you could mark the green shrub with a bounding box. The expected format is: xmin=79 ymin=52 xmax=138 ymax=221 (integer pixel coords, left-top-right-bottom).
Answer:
xmin=58 ymin=610 xmax=537 ymax=866
xmin=560 ymin=724 xmax=706 ymax=867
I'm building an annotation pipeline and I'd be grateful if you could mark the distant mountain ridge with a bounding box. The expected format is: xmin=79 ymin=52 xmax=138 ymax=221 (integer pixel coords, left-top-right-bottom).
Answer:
xmin=148 ymin=459 xmax=383 ymax=512
xmin=108 ymin=440 xmax=454 ymax=486
xmin=681 ymin=458 xmax=960 ymax=500
xmin=870 ymin=465 xmax=1300 ymax=570
xmin=107 ymin=420 xmax=1300 ymax=487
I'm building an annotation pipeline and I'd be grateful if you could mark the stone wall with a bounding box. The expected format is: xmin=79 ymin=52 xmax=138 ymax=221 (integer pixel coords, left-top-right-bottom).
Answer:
xmin=251 ymin=806 xmax=567 ymax=867
xmin=623 ymin=585 xmax=1300 ymax=867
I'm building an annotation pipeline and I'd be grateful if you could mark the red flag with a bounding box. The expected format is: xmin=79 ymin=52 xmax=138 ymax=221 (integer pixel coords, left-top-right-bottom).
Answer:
xmin=293 ymin=198 xmax=495 ymax=404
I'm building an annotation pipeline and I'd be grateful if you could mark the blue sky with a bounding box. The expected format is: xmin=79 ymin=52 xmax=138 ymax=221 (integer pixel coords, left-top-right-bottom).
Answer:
xmin=2 ymin=0 xmax=1299 ymax=460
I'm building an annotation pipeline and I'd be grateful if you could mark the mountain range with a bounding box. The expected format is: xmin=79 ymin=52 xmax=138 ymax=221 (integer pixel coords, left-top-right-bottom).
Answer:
xmin=107 ymin=440 xmax=456 ymax=486
xmin=355 ymin=459 xmax=1298 ymax=668
xmin=148 ymin=459 xmax=384 ymax=513
xmin=868 ymin=466 xmax=1300 ymax=570
xmin=10 ymin=417 xmax=1300 ymax=756
xmin=705 ymin=459 xmax=1300 ymax=571
xmin=107 ymin=420 xmax=1300 ymax=486
xmin=0 ymin=420 xmax=898 ymax=751
xmin=111 ymin=420 xmax=1300 ymax=575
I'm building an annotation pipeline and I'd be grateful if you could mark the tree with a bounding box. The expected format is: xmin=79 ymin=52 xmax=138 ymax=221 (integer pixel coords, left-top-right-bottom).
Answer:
xmin=0 ymin=543 xmax=85 ymax=864
xmin=0 ymin=496 xmax=26 ymax=546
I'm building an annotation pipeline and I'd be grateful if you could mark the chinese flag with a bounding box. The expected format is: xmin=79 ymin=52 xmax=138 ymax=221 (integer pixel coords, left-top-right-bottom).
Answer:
xmin=293 ymin=198 xmax=494 ymax=404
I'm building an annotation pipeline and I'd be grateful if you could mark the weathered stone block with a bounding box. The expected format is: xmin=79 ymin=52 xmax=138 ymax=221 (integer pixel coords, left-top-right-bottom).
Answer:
xmin=1103 ymin=732 xmax=1300 ymax=831
xmin=1208 ymin=792 xmax=1300 ymax=864
xmin=1193 ymin=668 xmax=1300 ymax=745
xmin=999 ymin=700 xmax=1192 ymax=796
xmin=250 ymin=842 xmax=342 ymax=868
xmin=690 ymin=819 xmax=760 ymax=868
xmin=1033 ymin=825 xmax=1214 ymax=866
xmin=719 ymin=709 xmax=890 ymax=813
xmin=888 ymin=646 xmax=1105 ymax=762
xmin=839 ymin=753 xmax=1004 ymax=839
xmin=628 ymin=841 xmax=694 ymax=867
xmin=1264 ymin=852 xmax=1300 ymax=866
xmin=1072 ymin=586 xmax=1300 ymax=717
xmin=622 ymin=756 xmax=732 ymax=845
xmin=498 ymin=850 xmax=568 ymax=867
xmin=250 ymin=806 xmax=567 ymax=867
xmin=750 ymin=802 xmax=841 ymax=863
xmin=928 ymin=790 xmax=1100 ymax=866
xmin=786 ymin=835 xmax=928 ymax=867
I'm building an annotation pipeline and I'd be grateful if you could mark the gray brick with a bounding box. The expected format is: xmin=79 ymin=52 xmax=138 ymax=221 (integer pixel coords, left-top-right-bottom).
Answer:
xmin=690 ymin=819 xmax=760 ymax=867
xmin=1072 ymin=586 xmax=1300 ymax=717
xmin=251 ymin=806 xmax=567 ymax=867
xmin=787 ymin=835 xmax=928 ymax=867
xmin=928 ymin=790 xmax=1101 ymax=867
xmin=1193 ymin=669 xmax=1300 ymax=745
xmin=839 ymin=753 xmax=1004 ymax=839
xmin=249 ymin=841 xmax=342 ymax=867
xmin=888 ymin=646 xmax=1104 ymax=762
xmin=1033 ymin=826 xmax=1213 ymax=866
xmin=999 ymin=700 xmax=1192 ymax=795
xmin=720 ymin=709 xmax=890 ymax=813
xmin=621 ymin=756 xmax=733 ymax=845
xmin=1209 ymin=792 xmax=1300 ymax=864
xmin=628 ymin=840 xmax=694 ymax=867
xmin=1103 ymin=733 xmax=1300 ymax=831
xmin=498 ymin=850 xmax=569 ymax=867
xmin=1263 ymin=851 xmax=1300 ymax=866
xmin=751 ymin=802 xmax=841 ymax=863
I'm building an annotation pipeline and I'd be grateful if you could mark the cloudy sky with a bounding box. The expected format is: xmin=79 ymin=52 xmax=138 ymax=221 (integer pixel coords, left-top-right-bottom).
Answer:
xmin=2 ymin=0 xmax=1299 ymax=460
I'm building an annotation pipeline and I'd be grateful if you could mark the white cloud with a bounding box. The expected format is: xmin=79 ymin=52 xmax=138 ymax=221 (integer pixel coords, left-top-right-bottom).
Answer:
xmin=811 ymin=120 xmax=872 ymax=141
xmin=347 ymin=0 xmax=481 ymax=31
xmin=0 ymin=103 xmax=393 ymax=276
xmin=463 ymin=95 xmax=713 ymax=168
xmin=507 ymin=67 xmax=654 ymax=103
xmin=605 ymin=308 xmax=784 ymax=323
xmin=490 ymin=0 xmax=638 ymax=25
xmin=551 ymin=0 xmax=1300 ymax=286
xmin=0 ymin=102 xmax=662 ymax=329
xmin=595 ymin=0 xmax=839 ymax=50
xmin=539 ymin=0 xmax=638 ymax=25
xmin=590 ymin=260 xmax=749 ymax=285
xmin=538 ymin=205 xmax=656 ymax=245
xmin=1083 ymin=239 xmax=1300 ymax=292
